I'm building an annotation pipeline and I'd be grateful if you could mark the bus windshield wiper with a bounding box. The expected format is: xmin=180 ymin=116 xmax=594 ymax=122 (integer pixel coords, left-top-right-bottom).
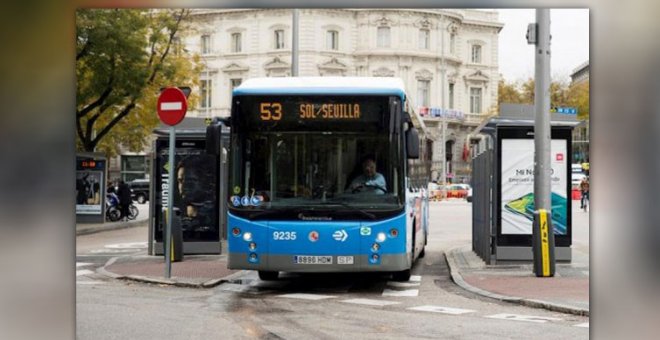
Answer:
xmin=246 ymin=207 xmax=296 ymax=219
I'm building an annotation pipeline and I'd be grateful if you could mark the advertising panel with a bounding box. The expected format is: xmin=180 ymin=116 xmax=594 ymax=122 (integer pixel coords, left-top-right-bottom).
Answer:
xmin=501 ymin=139 xmax=568 ymax=235
xmin=76 ymin=158 xmax=105 ymax=215
xmin=155 ymin=139 xmax=219 ymax=242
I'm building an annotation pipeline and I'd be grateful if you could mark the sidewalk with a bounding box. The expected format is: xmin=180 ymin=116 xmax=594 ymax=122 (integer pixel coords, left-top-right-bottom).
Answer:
xmin=99 ymin=254 xmax=243 ymax=288
xmin=445 ymin=245 xmax=589 ymax=316
xmin=76 ymin=218 xmax=148 ymax=236
xmin=76 ymin=203 xmax=150 ymax=236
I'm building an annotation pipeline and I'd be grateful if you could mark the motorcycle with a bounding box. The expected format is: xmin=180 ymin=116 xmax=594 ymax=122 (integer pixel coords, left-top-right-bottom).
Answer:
xmin=105 ymin=192 xmax=139 ymax=222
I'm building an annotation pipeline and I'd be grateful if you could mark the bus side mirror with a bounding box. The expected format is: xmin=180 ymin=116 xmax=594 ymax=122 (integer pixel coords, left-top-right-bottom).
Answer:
xmin=406 ymin=127 xmax=420 ymax=159
xmin=206 ymin=117 xmax=230 ymax=155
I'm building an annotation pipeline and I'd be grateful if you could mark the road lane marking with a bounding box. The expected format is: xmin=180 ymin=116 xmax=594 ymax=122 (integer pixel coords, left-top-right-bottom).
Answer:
xmin=76 ymin=262 xmax=93 ymax=268
xmin=574 ymin=322 xmax=589 ymax=328
xmin=409 ymin=275 xmax=422 ymax=282
xmin=382 ymin=289 xmax=419 ymax=297
xmin=485 ymin=313 xmax=562 ymax=323
xmin=76 ymin=281 xmax=104 ymax=285
xmin=341 ymin=299 xmax=400 ymax=307
xmin=387 ymin=281 xmax=420 ymax=288
xmin=76 ymin=269 xmax=94 ymax=277
xmin=105 ymin=242 xmax=147 ymax=249
xmin=407 ymin=305 xmax=476 ymax=315
xmin=276 ymin=293 xmax=336 ymax=300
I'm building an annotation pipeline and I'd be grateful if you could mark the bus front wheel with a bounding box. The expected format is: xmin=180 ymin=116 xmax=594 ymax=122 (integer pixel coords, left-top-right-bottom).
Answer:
xmin=392 ymin=268 xmax=411 ymax=282
xmin=258 ymin=271 xmax=279 ymax=281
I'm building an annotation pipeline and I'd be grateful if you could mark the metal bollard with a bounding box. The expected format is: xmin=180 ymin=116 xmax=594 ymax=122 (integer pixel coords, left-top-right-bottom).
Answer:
xmin=532 ymin=209 xmax=555 ymax=277
xmin=162 ymin=207 xmax=184 ymax=262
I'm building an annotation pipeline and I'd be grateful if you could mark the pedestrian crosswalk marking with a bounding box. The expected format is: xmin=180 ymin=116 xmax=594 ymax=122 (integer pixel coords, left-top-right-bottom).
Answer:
xmin=219 ymin=283 xmax=256 ymax=293
xmin=341 ymin=299 xmax=400 ymax=307
xmin=485 ymin=313 xmax=562 ymax=323
xmin=574 ymin=322 xmax=589 ymax=328
xmin=382 ymin=289 xmax=419 ymax=297
xmin=276 ymin=293 xmax=336 ymax=300
xmin=76 ymin=269 xmax=94 ymax=277
xmin=386 ymin=281 xmax=420 ymax=288
xmin=76 ymin=281 xmax=104 ymax=285
xmin=76 ymin=262 xmax=93 ymax=268
xmin=407 ymin=305 xmax=475 ymax=315
xmin=409 ymin=275 xmax=421 ymax=282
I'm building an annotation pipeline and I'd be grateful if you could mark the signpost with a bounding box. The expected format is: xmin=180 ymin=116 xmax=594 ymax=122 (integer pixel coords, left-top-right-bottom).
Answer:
xmin=157 ymin=87 xmax=188 ymax=278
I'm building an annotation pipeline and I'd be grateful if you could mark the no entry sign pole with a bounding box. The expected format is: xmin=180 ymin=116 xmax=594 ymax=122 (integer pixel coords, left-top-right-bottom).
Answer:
xmin=157 ymin=87 xmax=188 ymax=279
xmin=166 ymin=125 xmax=175 ymax=278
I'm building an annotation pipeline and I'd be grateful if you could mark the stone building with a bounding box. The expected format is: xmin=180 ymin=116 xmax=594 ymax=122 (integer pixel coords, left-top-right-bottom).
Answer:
xmin=183 ymin=8 xmax=503 ymax=184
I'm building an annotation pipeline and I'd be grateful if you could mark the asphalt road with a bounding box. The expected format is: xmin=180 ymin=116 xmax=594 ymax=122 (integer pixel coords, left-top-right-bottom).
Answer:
xmin=76 ymin=200 xmax=589 ymax=339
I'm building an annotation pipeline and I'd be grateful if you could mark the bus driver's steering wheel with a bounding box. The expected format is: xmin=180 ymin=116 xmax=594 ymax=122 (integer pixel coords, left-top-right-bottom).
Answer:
xmin=351 ymin=183 xmax=387 ymax=194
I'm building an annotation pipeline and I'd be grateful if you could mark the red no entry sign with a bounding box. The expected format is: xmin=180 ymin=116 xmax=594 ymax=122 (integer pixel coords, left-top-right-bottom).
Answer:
xmin=157 ymin=87 xmax=188 ymax=126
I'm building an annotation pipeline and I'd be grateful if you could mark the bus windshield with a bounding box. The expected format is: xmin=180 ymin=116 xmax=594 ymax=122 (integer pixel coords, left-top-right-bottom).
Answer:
xmin=231 ymin=131 xmax=403 ymax=210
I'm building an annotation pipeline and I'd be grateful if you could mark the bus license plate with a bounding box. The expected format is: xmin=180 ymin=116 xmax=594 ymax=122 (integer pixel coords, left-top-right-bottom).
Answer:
xmin=337 ymin=256 xmax=354 ymax=264
xmin=293 ymin=256 xmax=333 ymax=264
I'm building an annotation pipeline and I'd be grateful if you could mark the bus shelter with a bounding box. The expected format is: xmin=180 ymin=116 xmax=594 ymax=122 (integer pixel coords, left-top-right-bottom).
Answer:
xmin=76 ymin=152 xmax=108 ymax=224
xmin=148 ymin=118 xmax=230 ymax=255
xmin=471 ymin=104 xmax=579 ymax=263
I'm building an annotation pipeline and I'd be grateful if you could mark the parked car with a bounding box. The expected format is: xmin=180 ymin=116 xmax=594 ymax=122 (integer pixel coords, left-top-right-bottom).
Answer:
xmin=572 ymin=164 xmax=586 ymax=189
xmin=446 ymin=184 xmax=470 ymax=199
xmin=129 ymin=179 xmax=150 ymax=204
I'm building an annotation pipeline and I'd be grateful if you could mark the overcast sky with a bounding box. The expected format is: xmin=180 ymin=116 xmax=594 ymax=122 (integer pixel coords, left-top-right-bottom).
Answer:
xmin=495 ymin=9 xmax=589 ymax=84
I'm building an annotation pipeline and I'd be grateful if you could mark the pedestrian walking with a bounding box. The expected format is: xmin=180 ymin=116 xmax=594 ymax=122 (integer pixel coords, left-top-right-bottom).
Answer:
xmin=117 ymin=180 xmax=132 ymax=221
xmin=579 ymin=176 xmax=589 ymax=210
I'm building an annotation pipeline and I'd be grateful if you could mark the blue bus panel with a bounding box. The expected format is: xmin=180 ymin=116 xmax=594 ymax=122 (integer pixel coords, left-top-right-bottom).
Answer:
xmin=227 ymin=212 xmax=409 ymax=273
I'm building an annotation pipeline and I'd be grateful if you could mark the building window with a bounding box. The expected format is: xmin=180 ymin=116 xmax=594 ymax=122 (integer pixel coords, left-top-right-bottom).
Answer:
xmin=417 ymin=80 xmax=430 ymax=107
xmin=450 ymin=33 xmax=456 ymax=54
xmin=449 ymin=83 xmax=455 ymax=109
xmin=377 ymin=27 xmax=390 ymax=48
xmin=201 ymin=34 xmax=211 ymax=54
xmin=121 ymin=155 xmax=147 ymax=182
xmin=327 ymin=30 xmax=339 ymax=50
xmin=275 ymin=30 xmax=285 ymax=49
xmin=231 ymin=32 xmax=242 ymax=53
xmin=470 ymin=87 xmax=482 ymax=113
xmin=201 ymin=79 xmax=212 ymax=109
xmin=471 ymin=44 xmax=482 ymax=63
xmin=230 ymin=78 xmax=242 ymax=97
xmin=419 ymin=29 xmax=430 ymax=49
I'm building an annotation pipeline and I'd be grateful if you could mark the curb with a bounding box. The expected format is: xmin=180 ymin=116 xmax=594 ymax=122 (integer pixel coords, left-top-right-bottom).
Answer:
xmin=445 ymin=246 xmax=589 ymax=317
xmin=76 ymin=219 xmax=148 ymax=236
xmin=98 ymin=255 xmax=249 ymax=289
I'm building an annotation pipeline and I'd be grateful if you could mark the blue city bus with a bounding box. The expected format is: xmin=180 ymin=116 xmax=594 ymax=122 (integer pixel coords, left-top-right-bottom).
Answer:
xmin=206 ymin=77 xmax=430 ymax=281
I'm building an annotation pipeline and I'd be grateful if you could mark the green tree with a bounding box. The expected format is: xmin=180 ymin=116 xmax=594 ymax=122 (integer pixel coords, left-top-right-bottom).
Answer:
xmin=568 ymin=81 xmax=589 ymax=121
xmin=498 ymin=79 xmax=523 ymax=105
xmin=519 ymin=78 xmax=570 ymax=107
xmin=76 ymin=9 xmax=201 ymax=157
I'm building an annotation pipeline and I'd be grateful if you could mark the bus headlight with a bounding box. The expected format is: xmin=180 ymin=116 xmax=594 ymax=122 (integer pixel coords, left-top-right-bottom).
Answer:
xmin=376 ymin=232 xmax=386 ymax=243
xmin=243 ymin=232 xmax=253 ymax=242
xmin=232 ymin=227 xmax=241 ymax=237
xmin=248 ymin=253 xmax=258 ymax=263
xmin=249 ymin=242 xmax=257 ymax=250
xmin=371 ymin=243 xmax=380 ymax=252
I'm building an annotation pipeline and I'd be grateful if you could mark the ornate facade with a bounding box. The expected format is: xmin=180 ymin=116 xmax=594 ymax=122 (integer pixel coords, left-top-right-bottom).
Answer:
xmin=185 ymin=9 xmax=503 ymax=184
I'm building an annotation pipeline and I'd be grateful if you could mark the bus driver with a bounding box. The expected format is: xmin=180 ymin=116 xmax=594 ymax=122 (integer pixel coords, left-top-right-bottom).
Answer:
xmin=349 ymin=157 xmax=387 ymax=194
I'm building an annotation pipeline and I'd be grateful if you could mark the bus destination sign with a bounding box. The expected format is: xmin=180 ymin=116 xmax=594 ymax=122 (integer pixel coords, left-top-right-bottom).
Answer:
xmin=259 ymin=102 xmax=362 ymax=121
